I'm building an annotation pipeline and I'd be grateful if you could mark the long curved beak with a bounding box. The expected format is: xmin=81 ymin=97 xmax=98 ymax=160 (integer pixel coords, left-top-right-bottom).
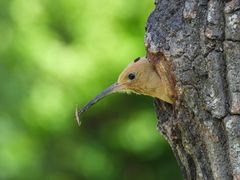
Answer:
xmin=75 ymin=82 xmax=123 ymax=126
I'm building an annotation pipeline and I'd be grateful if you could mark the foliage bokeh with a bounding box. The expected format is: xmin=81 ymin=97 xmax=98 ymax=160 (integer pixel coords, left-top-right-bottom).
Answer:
xmin=0 ymin=0 xmax=181 ymax=179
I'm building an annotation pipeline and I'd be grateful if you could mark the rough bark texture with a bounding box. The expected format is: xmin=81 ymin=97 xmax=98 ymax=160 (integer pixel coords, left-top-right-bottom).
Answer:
xmin=145 ymin=0 xmax=240 ymax=179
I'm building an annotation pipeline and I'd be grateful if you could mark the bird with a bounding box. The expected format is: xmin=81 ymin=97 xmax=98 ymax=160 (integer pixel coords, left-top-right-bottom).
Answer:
xmin=75 ymin=56 xmax=176 ymax=126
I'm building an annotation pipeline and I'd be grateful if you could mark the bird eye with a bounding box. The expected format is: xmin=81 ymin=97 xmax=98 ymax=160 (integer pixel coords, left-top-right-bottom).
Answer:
xmin=128 ymin=73 xmax=135 ymax=80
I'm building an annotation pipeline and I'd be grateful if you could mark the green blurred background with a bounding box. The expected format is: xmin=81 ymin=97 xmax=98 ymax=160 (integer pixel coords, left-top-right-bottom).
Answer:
xmin=0 ymin=0 xmax=181 ymax=179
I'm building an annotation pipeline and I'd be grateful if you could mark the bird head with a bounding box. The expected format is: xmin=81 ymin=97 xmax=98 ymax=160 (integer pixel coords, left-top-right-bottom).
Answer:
xmin=76 ymin=57 xmax=175 ymax=125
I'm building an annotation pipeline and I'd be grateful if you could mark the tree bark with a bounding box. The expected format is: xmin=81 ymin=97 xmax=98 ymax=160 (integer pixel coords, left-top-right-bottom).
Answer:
xmin=145 ymin=0 xmax=240 ymax=179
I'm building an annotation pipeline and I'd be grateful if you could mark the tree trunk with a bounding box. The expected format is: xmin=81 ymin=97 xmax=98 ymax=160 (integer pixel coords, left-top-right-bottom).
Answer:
xmin=145 ymin=0 xmax=240 ymax=179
